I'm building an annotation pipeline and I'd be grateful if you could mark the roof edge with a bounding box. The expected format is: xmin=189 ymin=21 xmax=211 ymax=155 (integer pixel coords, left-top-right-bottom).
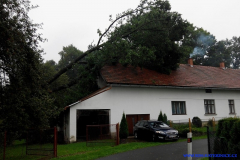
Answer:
xmin=64 ymin=86 xmax=112 ymax=110
xmin=107 ymin=83 xmax=240 ymax=90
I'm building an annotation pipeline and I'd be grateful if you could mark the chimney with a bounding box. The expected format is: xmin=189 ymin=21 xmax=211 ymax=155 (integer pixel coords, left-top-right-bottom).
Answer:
xmin=188 ymin=58 xmax=193 ymax=67
xmin=220 ymin=62 xmax=225 ymax=69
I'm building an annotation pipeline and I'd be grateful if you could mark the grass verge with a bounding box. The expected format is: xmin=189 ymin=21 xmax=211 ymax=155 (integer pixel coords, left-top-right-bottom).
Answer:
xmin=1 ymin=135 xmax=207 ymax=160
xmin=54 ymin=135 xmax=207 ymax=160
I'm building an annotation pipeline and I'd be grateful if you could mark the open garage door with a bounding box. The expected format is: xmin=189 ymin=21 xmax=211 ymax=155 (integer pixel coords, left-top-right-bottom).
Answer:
xmin=126 ymin=114 xmax=150 ymax=135
xmin=76 ymin=109 xmax=110 ymax=140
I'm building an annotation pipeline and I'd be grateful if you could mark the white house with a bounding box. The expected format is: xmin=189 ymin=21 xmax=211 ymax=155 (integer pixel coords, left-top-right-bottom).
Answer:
xmin=63 ymin=59 xmax=240 ymax=143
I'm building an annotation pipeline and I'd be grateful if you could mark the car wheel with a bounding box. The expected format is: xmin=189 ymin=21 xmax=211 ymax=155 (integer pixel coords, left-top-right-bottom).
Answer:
xmin=134 ymin=132 xmax=138 ymax=139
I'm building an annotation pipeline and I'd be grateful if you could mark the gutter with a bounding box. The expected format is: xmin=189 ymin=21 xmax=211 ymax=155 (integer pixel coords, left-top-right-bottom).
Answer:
xmin=107 ymin=83 xmax=240 ymax=91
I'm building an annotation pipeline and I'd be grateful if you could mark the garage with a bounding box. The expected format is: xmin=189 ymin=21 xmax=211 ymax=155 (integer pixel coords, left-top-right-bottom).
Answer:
xmin=76 ymin=109 xmax=110 ymax=140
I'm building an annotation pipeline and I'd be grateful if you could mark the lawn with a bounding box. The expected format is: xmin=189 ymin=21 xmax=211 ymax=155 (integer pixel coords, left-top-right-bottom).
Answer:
xmin=1 ymin=135 xmax=207 ymax=160
xmin=54 ymin=135 xmax=207 ymax=160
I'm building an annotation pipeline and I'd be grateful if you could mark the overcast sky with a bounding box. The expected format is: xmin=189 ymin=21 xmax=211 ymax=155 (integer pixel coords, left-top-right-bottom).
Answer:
xmin=29 ymin=0 xmax=240 ymax=63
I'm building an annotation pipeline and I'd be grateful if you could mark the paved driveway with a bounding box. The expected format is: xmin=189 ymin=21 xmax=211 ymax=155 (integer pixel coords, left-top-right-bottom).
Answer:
xmin=97 ymin=139 xmax=208 ymax=160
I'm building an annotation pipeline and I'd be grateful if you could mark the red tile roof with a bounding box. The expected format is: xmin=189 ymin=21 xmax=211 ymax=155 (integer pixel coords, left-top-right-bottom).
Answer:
xmin=100 ymin=64 xmax=240 ymax=89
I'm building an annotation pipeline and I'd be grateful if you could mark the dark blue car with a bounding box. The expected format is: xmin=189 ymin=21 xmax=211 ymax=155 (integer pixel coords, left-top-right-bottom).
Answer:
xmin=133 ymin=120 xmax=179 ymax=141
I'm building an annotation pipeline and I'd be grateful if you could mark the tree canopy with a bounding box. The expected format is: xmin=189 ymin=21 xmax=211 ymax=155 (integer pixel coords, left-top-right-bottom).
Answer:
xmin=0 ymin=0 xmax=60 ymax=133
xmin=47 ymin=0 xmax=192 ymax=85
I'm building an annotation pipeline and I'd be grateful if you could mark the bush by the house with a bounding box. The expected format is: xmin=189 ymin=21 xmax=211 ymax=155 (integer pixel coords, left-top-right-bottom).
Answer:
xmin=158 ymin=111 xmax=168 ymax=124
xmin=157 ymin=111 xmax=163 ymax=122
xmin=163 ymin=113 xmax=167 ymax=124
xmin=178 ymin=128 xmax=205 ymax=138
xmin=215 ymin=117 xmax=240 ymax=155
xmin=192 ymin=117 xmax=202 ymax=128
xmin=119 ymin=112 xmax=129 ymax=139
xmin=207 ymin=119 xmax=213 ymax=127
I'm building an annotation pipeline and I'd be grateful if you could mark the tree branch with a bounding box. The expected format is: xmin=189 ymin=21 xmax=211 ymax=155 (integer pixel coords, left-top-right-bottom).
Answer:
xmin=51 ymin=74 xmax=84 ymax=92
xmin=47 ymin=44 xmax=103 ymax=85
xmin=47 ymin=2 xmax=168 ymax=85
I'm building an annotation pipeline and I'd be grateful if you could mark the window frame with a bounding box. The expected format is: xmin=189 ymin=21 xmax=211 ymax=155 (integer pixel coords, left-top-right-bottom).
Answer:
xmin=171 ymin=101 xmax=186 ymax=115
xmin=228 ymin=100 xmax=235 ymax=114
xmin=204 ymin=99 xmax=216 ymax=114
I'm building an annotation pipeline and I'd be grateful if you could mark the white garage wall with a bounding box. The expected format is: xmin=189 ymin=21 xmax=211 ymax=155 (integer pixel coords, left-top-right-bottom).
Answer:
xmin=68 ymin=86 xmax=240 ymax=142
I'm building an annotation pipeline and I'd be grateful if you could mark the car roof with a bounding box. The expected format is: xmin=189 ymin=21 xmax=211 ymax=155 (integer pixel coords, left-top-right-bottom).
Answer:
xmin=138 ymin=120 xmax=162 ymax=123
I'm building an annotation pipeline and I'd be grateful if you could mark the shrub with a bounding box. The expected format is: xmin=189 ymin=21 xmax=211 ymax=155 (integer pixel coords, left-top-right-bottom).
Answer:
xmin=163 ymin=113 xmax=167 ymax=123
xmin=119 ymin=112 xmax=128 ymax=139
xmin=178 ymin=128 xmax=204 ymax=138
xmin=216 ymin=117 xmax=238 ymax=137
xmin=157 ymin=111 xmax=163 ymax=121
xmin=192 ymin=117 xmax=202 ymax=128
xmin=215 ymin=117 xmax=240 ymax=155
xmin=230 ymin=119 xmax=240 ymax=145
xmin=207 ymin=119 xmax=213 ymax=127
xmin=229 ymin=120 xmax=240 ymax=155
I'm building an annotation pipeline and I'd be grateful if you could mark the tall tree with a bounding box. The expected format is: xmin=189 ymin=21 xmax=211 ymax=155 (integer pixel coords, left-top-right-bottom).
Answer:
xmin=48 ymin=0 xmax=193 ymax=85
xmin=51 ymin=45 xmax=98 ymax=107
xmin=203 ymin=40 xmax=231 ymax=67
xmin=0 ymin=0 xmax=59 ymax=133
xmin=229 ymin=36 xmax=240 ymax=69
xmin=180 ymin=25 xmax=216 ymax=64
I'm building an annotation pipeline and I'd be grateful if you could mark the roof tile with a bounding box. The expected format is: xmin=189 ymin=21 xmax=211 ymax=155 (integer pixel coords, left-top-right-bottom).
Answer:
xmin=100 ymin=64 xmax=240 ymax=89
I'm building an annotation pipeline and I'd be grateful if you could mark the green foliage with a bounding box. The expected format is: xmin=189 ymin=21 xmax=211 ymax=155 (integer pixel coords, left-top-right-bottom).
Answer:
xmin=0 ymin=0 xmax=59 ymax=136
xmin=177 ymin=127 xmax=206 ymax=138
xmin=163 ymin=113 xmax=167 ymax=123
xmin=50 ymin=45 xmax=98 ymax=107
xmin=104 ymin=1 xmax=189 ymax=74
xmin=192 ymin=117 xmax=202 ymax=128
xmin=157 ymin=111 xmax=167 ymax=123
xmin=203 ymin=40 xmax=231 ymax=67
xmin=207 ymin=119 xmax=213 ymax=127
xmin=158 ymin=111 xmax=163 ymax=122
xmin=216 ymin=117 xmax=239 ymax=138
xmin=229 ymin=37 xmax=240 ymax=69
xmin=215 ymin=117 xmax=240 ymax=155
xmin=119 ymin=112 xmax=129 ymax=139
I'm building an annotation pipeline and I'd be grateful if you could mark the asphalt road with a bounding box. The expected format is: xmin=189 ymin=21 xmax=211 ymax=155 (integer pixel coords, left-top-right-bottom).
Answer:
xmin=97 ymin=139 xmax=208 ymax=160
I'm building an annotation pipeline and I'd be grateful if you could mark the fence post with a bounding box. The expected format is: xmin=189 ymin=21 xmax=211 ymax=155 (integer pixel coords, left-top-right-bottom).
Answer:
xmin=206 ymin=126 xmax=211 ymax=160
xmin=187 ymin=118 xmax=192 ymax=160
xmin=3 ymin=131 xmax=6 ymax=160
xmin=26 ymin=130 xmax=28 ymax=155
xmin=54 ymin=127 xmax=57 ymax=157
xmin=100 ymin=125 xmax=102 ymax=140
xmin=212 ymin=117 xmax=215 ymax=131
xmin=116 ymin=123 xmax=119 ymax=145
xmin=86 ymin=125 xmax=88 ymax=146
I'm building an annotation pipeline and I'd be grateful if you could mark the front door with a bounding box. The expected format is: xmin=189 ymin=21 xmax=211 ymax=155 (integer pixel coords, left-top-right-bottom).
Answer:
xmin=126 ymin=114 xmax=150 ymax=135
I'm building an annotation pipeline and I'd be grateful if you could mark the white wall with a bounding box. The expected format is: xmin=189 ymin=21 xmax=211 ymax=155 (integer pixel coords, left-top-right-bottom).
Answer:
xmin=68 ymin=86 xmax=240 ymax=142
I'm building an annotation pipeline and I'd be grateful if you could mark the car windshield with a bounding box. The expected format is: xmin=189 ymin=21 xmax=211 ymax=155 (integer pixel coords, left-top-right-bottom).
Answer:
xmin=149 ymin=122 xmax=169 ymax=128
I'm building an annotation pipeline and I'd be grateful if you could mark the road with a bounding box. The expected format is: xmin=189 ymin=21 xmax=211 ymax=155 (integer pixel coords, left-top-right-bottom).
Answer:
xmin=97 ymin=139 xmax=208 ymax=160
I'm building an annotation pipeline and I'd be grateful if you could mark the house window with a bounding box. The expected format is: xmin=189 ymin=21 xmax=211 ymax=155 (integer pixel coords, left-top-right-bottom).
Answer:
xmin=172 ymin=101 xmax=186 ymax=115
xmin=229 ymin=100 xmax=235 ymax=114
xmin=204 ymin=100 xmax=215 ymax=114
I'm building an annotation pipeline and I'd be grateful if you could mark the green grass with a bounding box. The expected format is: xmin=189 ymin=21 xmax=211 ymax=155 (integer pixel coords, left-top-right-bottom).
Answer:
xmin=1 ymin=135 xmax=207 ymax=160
xmin=55 ymin=141 xmax=171 ymax=160
xmin=54 ymin=135 xmax=207 ymax=160
xmin=0 ymin=140 xmax=54 ymax=160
